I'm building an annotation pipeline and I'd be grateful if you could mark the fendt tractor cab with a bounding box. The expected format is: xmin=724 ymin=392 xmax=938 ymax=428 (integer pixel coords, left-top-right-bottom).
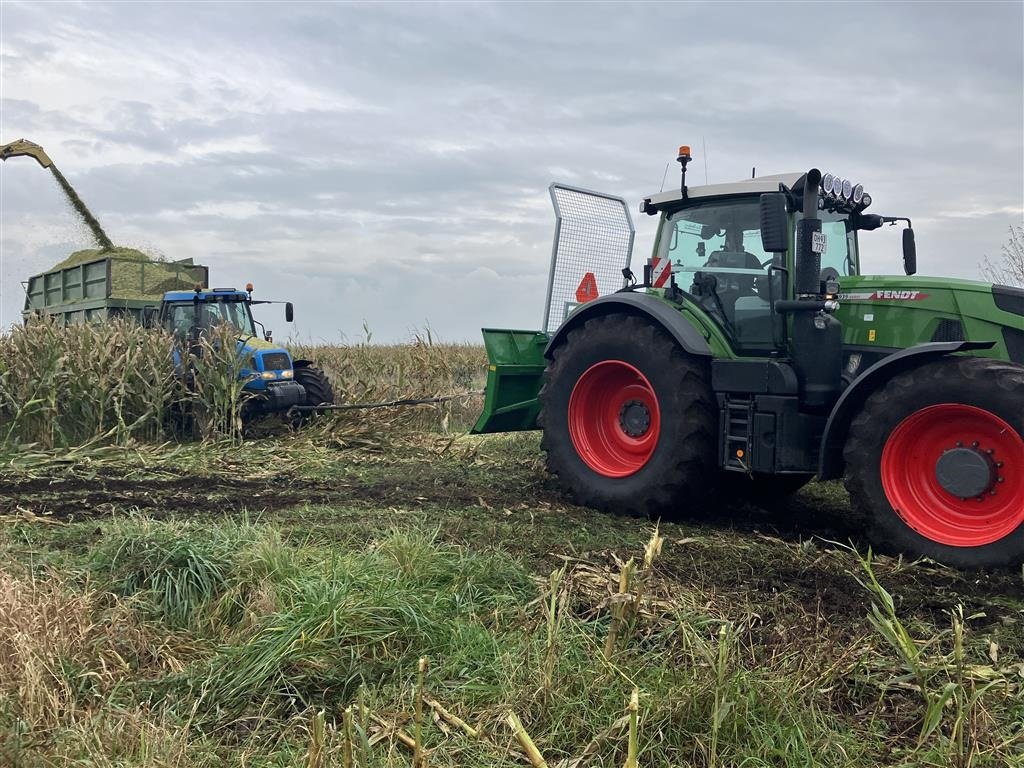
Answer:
xmin=150 ymin=285 xmax=334 ymax=416
xmin=474 ymin=147 xmax=1024 ymax=569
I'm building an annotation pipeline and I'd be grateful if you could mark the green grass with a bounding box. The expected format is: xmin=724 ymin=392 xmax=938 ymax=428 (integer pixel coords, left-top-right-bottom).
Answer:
xmin=2 ymin=432 xmax=1022 ymax=767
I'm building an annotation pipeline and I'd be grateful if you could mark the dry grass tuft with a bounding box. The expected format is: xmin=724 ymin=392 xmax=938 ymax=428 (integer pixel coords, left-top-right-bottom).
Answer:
xmin=0 ymin=568 xmax=167 ymax=731
xmin=0 ymin=570 xmax=99 ymax=729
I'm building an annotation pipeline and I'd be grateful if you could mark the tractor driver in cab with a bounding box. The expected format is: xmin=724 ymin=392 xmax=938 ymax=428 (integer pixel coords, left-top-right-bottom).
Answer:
xmin=698 ymin=221 xmax=766 ymax=312
xmin=668 ymin=201 xmax=776 ymax=345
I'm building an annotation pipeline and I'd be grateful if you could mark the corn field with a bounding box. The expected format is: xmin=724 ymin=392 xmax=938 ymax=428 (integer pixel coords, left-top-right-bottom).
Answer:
xmin=0 ymin=321 xmax=487 ymax=450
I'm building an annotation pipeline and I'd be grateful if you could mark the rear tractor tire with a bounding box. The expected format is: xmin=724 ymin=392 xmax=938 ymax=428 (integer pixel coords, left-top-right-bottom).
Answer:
xmin=290 ymin=364 xmax=335 ymax=428
xmin=844 ymin=357 xmax=1024 ymax=569
xmin=539 ymin=314 xmax=718 ymax=517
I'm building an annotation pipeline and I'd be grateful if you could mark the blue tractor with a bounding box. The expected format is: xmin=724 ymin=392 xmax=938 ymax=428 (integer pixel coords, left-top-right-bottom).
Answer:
xmin=153 ymin=286 xmax=335 ymax=416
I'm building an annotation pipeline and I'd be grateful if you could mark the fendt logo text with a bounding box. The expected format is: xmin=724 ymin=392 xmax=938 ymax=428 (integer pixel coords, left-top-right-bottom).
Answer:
xmin=839 ymin=291 xmax=930 ymax=301
xmin=872 ymin=290 xmax=928 ymax=300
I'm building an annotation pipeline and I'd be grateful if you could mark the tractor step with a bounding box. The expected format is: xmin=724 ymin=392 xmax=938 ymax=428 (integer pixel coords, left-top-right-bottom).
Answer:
xmin=721 ymin=395 xmax=753 ymax=471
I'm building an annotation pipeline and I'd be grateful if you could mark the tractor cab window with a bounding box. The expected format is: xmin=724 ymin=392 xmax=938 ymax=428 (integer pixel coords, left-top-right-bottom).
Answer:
xmin=167 ymin=303 xmax=197 ymax=339
xmin=207 ymin=299 xmax=256 ymax=336
xmin=659 ymin=198 xmax=778 ymax=349
xmin=795 ymin=209 xmax=858 ymax=278
xmin=164 ymin=299 xmax=256 ymax=339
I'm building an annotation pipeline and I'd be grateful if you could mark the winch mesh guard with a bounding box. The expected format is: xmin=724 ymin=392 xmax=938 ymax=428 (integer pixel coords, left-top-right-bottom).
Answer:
xmin=543 ymin=183 xmax=635 ymax=335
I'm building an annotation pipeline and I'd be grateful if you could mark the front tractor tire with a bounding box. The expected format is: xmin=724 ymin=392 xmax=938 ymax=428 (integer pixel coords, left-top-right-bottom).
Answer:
xmin=844 ymin=358 xmax=1024 ymax=569
xmin=539 ymin=315 xmax=718 ymax=517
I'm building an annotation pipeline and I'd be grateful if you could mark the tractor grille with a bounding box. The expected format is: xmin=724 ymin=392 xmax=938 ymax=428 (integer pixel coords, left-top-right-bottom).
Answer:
xmin=260 ymin=352 xmax=291 ymax=372
xmin=930 ymin=318 xmax=965 ymax=342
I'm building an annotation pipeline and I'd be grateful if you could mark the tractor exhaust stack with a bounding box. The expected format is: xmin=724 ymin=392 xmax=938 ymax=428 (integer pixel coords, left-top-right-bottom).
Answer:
xmin=788 ymin=168 xmax=842 ymax=411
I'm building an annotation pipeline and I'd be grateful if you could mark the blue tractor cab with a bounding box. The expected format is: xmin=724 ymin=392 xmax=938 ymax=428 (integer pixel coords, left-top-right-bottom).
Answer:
xmin=155 ymin=286 xmax=334 ymax=416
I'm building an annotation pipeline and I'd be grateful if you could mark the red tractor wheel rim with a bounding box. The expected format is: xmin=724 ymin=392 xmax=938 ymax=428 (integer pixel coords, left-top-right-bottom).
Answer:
xmin=881 ymin=403 xmax=1024 ymax=547
xmin=568 ymin=361 xmax=661 ymax=478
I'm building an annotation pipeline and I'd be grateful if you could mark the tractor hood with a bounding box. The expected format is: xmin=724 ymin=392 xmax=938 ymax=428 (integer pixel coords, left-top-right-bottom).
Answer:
xmin=241 ymin=336 xmax=285 ymax=352
xmin=834 ymin=274 xmax=1024 ymax=362
xmin=236 ymin=336 xmax=294 ymax=383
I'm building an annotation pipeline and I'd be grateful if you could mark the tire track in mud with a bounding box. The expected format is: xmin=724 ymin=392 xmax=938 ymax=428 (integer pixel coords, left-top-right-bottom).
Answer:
xmin=0 ymin=472 xmax=537 ymax=519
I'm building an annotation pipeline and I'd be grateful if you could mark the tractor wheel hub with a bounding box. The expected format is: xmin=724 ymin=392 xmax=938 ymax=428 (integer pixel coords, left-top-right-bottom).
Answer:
xmin=935 ymin=447 xmax=995 ymax=499
xmin=619 ymin=399 xmax=651 ymax=438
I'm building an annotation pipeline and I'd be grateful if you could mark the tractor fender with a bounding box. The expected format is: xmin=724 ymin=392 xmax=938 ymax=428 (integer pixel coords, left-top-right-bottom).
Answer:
xmin=543 ymin=293 xmax=712 ymax=359
xmin=818 ymin=340 xmax=995 ymax=480
xmin=292 ymin=359 xmax=314 ymax=368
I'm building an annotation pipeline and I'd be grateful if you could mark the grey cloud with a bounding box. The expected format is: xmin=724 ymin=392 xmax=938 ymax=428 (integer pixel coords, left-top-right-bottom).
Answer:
xmin=1 ymin=1 xmax=1021 ymax=340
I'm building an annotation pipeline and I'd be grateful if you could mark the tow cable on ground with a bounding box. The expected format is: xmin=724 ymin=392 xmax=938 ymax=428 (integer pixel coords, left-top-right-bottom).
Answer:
xmin=286 ymin=390 xmax=484 ymax=417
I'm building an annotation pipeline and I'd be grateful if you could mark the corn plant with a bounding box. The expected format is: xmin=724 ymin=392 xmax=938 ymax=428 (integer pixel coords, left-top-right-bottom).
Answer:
xmin=185 ymin=323 xmax=252 ymax=443
xmin=0 ymin=319 xmax=180 ymax=448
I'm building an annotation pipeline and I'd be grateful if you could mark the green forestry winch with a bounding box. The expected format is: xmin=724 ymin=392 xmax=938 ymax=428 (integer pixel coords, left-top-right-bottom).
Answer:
xmin=475 ymin=147 xmax=1024 ymax=569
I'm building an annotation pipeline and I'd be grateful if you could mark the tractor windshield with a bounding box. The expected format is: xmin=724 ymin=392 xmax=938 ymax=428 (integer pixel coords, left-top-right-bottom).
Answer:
xmin=658 ymin=197 xmax=775 ymax=347
xmin=165 ymin=298 xmax=256 ymax=339
xmin=658 ymin=197 xmax=859 ymax=350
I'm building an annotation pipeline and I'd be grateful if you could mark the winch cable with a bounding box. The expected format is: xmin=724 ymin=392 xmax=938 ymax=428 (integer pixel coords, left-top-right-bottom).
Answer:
xmin=287 ymin=390 xmax=484 ymax=416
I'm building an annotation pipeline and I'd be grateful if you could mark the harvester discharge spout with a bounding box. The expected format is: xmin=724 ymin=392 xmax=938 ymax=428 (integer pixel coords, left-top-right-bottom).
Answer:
xmin=0 ymin=137 xmax=113 ymax=249
xmin=0 ymin=138 xmax=53 ymax=168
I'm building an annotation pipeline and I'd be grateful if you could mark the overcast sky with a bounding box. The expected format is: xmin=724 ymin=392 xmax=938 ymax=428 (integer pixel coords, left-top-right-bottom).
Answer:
xmin=1 ymin=1 xmax=1021 ymax=342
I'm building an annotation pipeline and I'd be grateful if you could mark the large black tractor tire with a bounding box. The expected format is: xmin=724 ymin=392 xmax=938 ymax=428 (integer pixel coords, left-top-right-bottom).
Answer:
xmin=539 ymin=314 xmax=718 ymax=517
xmin=844 ymin=357 xmax=1024 ymax=569
xmin=294 ymin=365 xmax=335 ymax=407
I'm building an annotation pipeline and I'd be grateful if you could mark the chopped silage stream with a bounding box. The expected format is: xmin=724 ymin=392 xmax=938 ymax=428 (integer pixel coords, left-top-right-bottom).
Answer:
xmin=47 ymin=164 xmax=113 ymax=250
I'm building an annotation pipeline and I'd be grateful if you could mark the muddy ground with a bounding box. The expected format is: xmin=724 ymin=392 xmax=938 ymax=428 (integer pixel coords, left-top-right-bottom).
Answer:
xmin=3 ymin=433 xmax=1021 ymax=656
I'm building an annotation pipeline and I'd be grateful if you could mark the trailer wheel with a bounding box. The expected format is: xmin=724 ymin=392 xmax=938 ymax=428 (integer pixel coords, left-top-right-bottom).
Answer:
xmin=539 ymin=314 xmax=717 ymax=517
xmin=844 ymin=358 xmax=1024 ymax=568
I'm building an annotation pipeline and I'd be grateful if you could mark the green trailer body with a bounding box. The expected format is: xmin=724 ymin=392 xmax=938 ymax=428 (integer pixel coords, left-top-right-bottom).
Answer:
xmin=22 ymin=255 xmax=209 ymax=325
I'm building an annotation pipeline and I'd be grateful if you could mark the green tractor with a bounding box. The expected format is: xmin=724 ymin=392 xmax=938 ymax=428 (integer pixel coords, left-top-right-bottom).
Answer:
xmin=474 ymin=147 xmax=1024 ymax=569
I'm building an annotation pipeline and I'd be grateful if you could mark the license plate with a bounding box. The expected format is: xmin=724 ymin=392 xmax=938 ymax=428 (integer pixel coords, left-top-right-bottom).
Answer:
xmin=811 ymin=231 xmax=827 ymax=254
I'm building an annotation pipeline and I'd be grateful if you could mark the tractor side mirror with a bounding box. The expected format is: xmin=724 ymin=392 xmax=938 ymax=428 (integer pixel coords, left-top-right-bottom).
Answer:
xmin=142 ymin=306 xmax=157 ymax=327
xmin=903 ymin=228 xmax=917 ymax=275
xmin=759 ymin=193 xmax=788 ymax=253
xmin=285 ymin=302 xmax=294 ymax=322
